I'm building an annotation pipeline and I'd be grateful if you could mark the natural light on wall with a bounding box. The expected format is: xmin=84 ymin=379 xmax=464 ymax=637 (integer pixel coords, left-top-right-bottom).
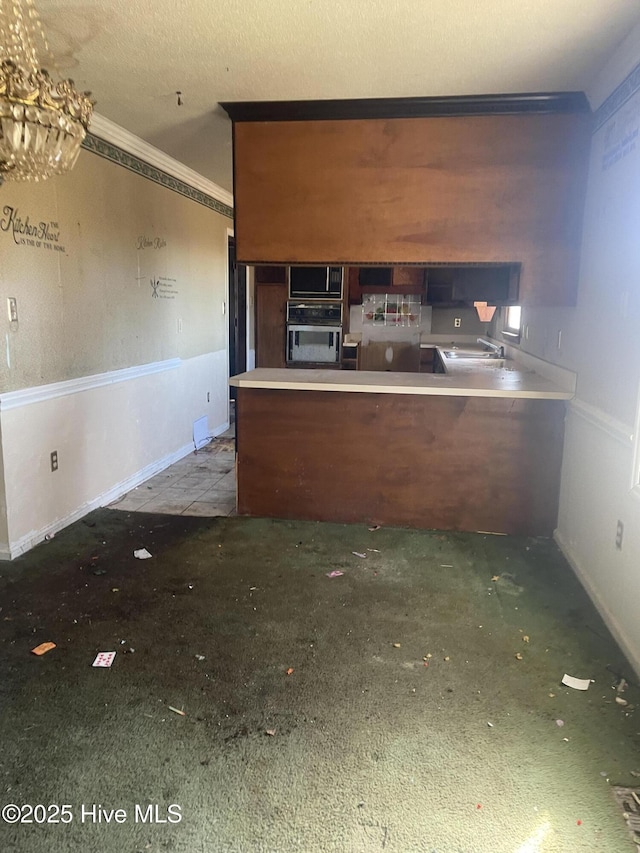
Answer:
xmin=505 ymin=305 xmax=522 ymax=332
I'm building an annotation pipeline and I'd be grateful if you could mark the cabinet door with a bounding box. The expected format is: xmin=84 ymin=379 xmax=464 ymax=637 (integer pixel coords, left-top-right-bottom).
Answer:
xmin=451 ymin=266 xmax=519 ymax=303
xmin=256 ymin=283 xmax=287 ymax=368
xmin=392 ymin=267 xmax=425 ymax=294
xmin=419 ymin=346 xmax=436 ymax=373
xmin=348 ymin=267 xmax=362 ymax=304
xmin=426 ymin=265 xmax=520 ymax=305
xmin=425 ymin=267 xmax=458 ymax=305
xmin=255 ymin=265 xmax=287 ymax=284
xmin=350 ymin=266 xmax=425 ymax=303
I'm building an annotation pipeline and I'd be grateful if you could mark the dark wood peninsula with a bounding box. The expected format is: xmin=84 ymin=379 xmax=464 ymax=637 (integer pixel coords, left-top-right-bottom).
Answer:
xmin=229 ymin=362 xmax=573 ymax=537
xmin=223 ymin=94 xmax=584 ymax=535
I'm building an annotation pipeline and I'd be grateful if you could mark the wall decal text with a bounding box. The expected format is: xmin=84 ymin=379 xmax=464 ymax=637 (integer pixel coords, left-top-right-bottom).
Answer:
xmin=0 ymin=206 xmax=66 ymax=253
xmin=137 ymin=236 xmax=167 ymax=250
xmin=150 ymin=277 xmax=178 ymax=300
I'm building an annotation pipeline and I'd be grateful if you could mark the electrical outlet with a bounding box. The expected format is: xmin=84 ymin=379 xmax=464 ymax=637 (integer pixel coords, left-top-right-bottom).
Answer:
xmin=50 ymin=450 xmax=58 ymax=472
xmin=621 ymin=290 xmax=629 ymax=318
xmin=616 ymin=520 xmax=623 ymax=550
xmin=454 ymin=318 xmax=461 ymax=328
xmin=557 ymin=329 xmax=562 ymax=349
xmin=7 ymin=297 xmax=17 ymax=323
xmin=177 ymin=318 xmax=183 ymax=333
xmin=207 ymin=391 xmax=210 ymax=403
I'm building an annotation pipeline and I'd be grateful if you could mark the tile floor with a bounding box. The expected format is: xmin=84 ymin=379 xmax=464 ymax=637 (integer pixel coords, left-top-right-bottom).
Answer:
xmin=108 ymin=424 xmax=236 ymax=517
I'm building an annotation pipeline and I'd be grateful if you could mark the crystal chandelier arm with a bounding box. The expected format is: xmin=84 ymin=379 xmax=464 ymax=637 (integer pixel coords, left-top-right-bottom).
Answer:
xmin=0 ymin=0 xmax=94 ymax=182
xmin=2 ymin=0 xmax=40 ymax=71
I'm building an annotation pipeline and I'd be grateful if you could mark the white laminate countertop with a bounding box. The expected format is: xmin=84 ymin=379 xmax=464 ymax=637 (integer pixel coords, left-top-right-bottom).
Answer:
xmin=230 ymin=350 xmax=574 ymax=400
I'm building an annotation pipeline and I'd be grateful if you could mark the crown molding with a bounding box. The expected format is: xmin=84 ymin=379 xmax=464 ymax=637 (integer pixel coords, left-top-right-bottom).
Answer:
xmin=220 ymin=92 xmax=591 ymax=123
xmin=88 ymin=113 xmax=234 ymax=209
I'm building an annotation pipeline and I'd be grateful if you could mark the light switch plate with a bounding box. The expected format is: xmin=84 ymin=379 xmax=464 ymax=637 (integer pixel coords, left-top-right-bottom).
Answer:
xmin=7 ymin=297 xmax=17 ymax=323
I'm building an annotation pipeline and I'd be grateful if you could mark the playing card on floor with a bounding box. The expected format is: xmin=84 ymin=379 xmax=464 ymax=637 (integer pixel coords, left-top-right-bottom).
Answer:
xmin=92 ymin=651 xmax=116 ymax=667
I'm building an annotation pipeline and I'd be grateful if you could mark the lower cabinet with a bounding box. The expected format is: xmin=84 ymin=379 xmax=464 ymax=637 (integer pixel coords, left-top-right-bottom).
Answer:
xmin=359 ymin=342 xmax=420 ymax=372
xmin=236 ymin=388 xmax=566 ymax=536
xmin=341 ymin=343 xmax=360 ymax=370
xmin=419 ymin=346 xmax=436 ymax=373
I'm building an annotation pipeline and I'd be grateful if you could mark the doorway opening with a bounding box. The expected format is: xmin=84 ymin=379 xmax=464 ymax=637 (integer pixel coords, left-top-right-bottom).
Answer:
xmin=227 ymin=236 xmax=247 ymax=400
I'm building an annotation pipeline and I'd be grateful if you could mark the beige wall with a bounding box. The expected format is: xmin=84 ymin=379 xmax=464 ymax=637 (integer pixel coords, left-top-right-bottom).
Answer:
xmin=0 ymin=142 xmax=233 ymax=558
xmin=0 ymin=149 xmax=230 ymax=393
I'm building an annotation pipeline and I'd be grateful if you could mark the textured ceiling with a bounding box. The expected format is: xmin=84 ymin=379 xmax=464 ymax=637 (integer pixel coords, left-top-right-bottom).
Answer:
xmin=39 ymin=0 xmax=640 ymax=192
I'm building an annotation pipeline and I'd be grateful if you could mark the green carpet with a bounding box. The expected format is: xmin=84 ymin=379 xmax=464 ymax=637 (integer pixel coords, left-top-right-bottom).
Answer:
xmin=0 ymin=511 xmax=637 ymax=852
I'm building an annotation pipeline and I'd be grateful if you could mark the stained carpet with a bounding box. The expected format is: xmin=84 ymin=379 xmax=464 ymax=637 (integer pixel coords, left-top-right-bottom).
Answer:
xmin=0 ymin=511 xmax=638 ymax=852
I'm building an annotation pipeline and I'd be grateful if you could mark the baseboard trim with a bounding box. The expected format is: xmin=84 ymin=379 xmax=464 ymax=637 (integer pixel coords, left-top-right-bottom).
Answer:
xmin=554 ymin=529 xmax=640 ymax=679
xmin=0 ymin=358 xmax=181 ymax=413
xmin=5 ymin=439 xmax=194 ymax=560
xmin=4 ymin=418 xmax=231 ymax=561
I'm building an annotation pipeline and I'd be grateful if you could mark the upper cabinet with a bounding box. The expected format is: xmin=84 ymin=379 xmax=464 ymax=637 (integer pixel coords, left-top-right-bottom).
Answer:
xmin=349 ymin=263 xmax=521 ymax=305
xmin=350 ymin=266 xmax=424 ymax=303
xmin=254 ymin=265 xmax=287 ymax=284
xmin=426 ymin=264 xmax=520 ymax=305
xmin=223 ymin=95 xmax=592 ymax=307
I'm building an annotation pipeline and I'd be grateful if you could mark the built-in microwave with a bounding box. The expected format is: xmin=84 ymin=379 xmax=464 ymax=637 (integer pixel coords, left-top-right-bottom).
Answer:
xmin=288 ymin=266 xmax=343 ymax=299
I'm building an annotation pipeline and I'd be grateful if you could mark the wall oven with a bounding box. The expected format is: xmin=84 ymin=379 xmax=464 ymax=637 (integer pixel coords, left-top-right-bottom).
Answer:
xmin=287 ymin=325 xmax=341 ymax=364
xmin=286 ymin=301 xmax=342 ymax=365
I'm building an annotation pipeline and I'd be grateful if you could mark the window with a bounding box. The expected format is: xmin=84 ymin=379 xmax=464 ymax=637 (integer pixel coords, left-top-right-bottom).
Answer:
xmin=505 ymin=305 xmax=522 ymax=332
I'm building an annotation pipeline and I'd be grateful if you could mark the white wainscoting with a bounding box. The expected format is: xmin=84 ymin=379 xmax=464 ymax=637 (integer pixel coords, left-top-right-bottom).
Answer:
xmin=0 ymin=350 xmax=230 ymax=559
xmin=555 ymin=397 xmax=640 ymax=677
xmin=0 ymin=358 xmax=181 ymax=412
xmin=569 ymin=398 xmax=633 ymax=447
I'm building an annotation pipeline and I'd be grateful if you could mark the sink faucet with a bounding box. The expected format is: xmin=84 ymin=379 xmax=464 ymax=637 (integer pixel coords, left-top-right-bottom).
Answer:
xmin=477 ymin=337 xmax=505 ymax=358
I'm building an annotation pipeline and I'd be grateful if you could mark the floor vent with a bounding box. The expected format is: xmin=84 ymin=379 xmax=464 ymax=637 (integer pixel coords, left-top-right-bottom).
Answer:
xmin=612 ymin=786 xmax=640 ymax=850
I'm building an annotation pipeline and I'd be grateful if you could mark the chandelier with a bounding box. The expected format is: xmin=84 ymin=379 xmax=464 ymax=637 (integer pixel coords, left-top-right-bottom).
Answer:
xmin=0 ymin=0 xmax=93 ymax=183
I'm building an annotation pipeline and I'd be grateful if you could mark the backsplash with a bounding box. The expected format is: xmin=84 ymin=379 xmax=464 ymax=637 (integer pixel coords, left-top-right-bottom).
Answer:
xmin=430 ymin=307 xmax=491 ymax=335
xmin=349 ymin=303 xmax=489 ymax=342
xmin=349 ymin=302 xmax=432 ymax=345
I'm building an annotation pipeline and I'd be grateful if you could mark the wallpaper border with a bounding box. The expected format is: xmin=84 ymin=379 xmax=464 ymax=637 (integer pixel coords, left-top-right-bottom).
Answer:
xmin=593 ymin=59 xmax=640 ymax=132
xmin=82 ymin=133 xmax=234 ymax=219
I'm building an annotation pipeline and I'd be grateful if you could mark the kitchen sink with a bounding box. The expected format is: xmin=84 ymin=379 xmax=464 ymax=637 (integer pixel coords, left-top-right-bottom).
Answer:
xmin=443 ymin=350 xmax=504 ymax=359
